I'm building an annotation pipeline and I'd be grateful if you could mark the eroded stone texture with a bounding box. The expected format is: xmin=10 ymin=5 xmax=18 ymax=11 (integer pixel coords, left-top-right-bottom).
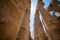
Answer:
xmin=16 ymin=0 xmax=31 ymax=40
xmin=34 ymin=1 xmax=48 ymax=40
xmin=34 ymin=10 xmax=47 ymax=40
xmin=37 ymin=5 xmax=60 ymax=40
xmin=0 ymin=0 xmax=30 ymax=40
xmin=37 ymin=0 xmax=60 ymax=40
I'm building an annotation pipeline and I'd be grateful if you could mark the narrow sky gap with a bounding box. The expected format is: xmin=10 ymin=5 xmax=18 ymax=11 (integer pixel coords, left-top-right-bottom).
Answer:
xmin=30 ymin=0 xmax=38 ymax=39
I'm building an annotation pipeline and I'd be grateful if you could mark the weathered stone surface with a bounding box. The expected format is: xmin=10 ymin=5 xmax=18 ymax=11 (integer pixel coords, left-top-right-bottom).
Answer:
xmin=36 ymin=0 xmax=60 ymax=40
xmin=46 ymin=0 xmax=60 ymax=17
xmin=0 ymin=0 xmax=30 ymax=40
xmin=46 ymin=0 xmax=60 ymax=13
xmin=34 ymin=10 xmax=47 ymax=40
xmin=16 ymin=0 xmax=31 ymax=40
xmin=37 ymin=5 xmax=60 ymax=40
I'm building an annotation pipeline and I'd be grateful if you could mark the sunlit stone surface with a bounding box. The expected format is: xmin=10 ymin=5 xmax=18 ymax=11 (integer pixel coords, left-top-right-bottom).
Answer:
xmin=17 ymin=0 xmax=31 ymax=40
xmin=47 ymin=0 xmax=60 ymax=17
xmin=0 ymin=0 xmax=60 ymax=40
xmin=34 ymin=10 xmax=47 ymax=40
xmin=0 ymin=0 xmax=31 ymax=40
xmin=36 ymin=0 xmax=60 ymax=40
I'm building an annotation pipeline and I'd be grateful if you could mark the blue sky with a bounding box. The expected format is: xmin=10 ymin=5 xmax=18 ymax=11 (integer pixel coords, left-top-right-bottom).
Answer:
xmin=30 ymin=0 xmax=51 ymax=39
xmin=43 ymin=0 xmax=51 ymax=9
xmin=30 ymin=0 xmax=38 ymax=39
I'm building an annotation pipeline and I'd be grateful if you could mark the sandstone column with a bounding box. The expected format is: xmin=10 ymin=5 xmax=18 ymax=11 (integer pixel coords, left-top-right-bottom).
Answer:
xmin=16 ymin=0 xmax=31 ymax=40
xmin=37 ymin=4 xmax=60 ymax=40
xmin=34 ymin=10 xmax=47 ymax=40
xmin=0 ymin=0 xmax=21 ymax=40
xmin=0 ymin=0 xmax=30 ymax=40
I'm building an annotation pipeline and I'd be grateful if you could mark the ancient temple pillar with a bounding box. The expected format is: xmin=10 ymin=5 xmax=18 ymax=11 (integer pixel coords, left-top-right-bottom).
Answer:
xmin=37 ymin=0 xmax=60 ymax=40
xmin=16 ymin=0 xmax=31 ymax=40
xmin=34 ymin=10 xmax=47 ymax=40
xmin=37 ymin=5 xmax=60 ymax=40
xmin=0 ymin=0 xmax=30 ymax=40
xmin=34 ymin=0 xmax=47 ymax=40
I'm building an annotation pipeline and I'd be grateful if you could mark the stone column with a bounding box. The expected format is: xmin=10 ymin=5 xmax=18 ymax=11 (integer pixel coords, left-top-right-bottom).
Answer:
xmin=37 ymin=4 xmax=60 ymax=40
xmin=0 ymin=0 xmax=30 ymax=40
xmin=34 ymin=10 xmax=47 ymax=40
xmin=0 ymin=0 xmax=20 ymax=40
xmin=16 ymin=0 xmax=31 ymax=40
xmin=46 ymin=0 xmax=60 ymax=13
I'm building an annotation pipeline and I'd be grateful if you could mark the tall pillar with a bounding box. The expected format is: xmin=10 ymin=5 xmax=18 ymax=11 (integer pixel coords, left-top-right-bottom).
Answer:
xmin=34 ymin=10 xmax=47 ymax=40
xmin=34 ymin=1 xmax=47 ymax=40
xmin=37 ymin=4 xmax=60 ymax=40
xmin=0 ymin=0 xmax=30 ymax=40
xmin=17 ymin=0 xmax=31 ymax=40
